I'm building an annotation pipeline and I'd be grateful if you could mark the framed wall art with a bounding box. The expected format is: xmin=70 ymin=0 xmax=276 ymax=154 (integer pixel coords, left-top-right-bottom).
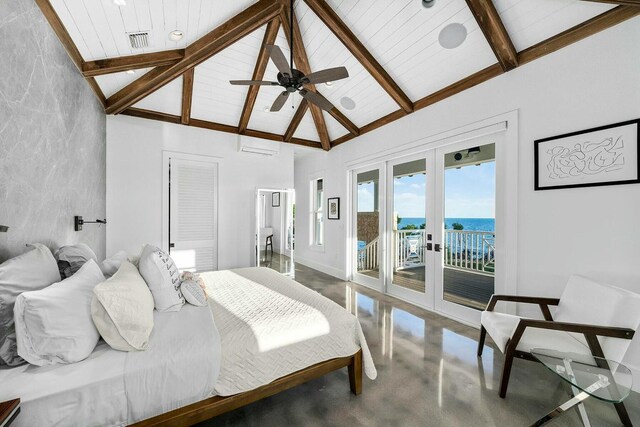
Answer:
xmin=327 ymin=197 xmax=340 ymax=220
xmin=534 ymin=118 xmax=639 ymax=190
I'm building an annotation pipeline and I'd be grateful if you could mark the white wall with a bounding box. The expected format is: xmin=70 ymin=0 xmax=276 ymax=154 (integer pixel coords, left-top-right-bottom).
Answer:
xmin=107 ymin=115 xmax=294 ymax=269
xmin=294 ymin=20 xmax=640 ymax=376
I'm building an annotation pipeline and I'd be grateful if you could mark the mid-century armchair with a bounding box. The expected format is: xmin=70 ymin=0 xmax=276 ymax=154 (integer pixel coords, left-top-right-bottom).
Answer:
xmin=478 ymin=275 xmax=640 ymax=426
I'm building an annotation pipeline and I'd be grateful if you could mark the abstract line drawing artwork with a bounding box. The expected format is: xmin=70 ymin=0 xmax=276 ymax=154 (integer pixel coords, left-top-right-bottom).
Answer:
xmin=535 ymin=119 xmax=639 ymax=190
xmin=546 ymin=136 xmax=625 ymax=180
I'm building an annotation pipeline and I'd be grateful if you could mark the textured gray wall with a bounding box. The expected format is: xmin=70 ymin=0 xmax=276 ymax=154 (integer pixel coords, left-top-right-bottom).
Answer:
xmin=0 ymin=0 xmax=106 ymax=262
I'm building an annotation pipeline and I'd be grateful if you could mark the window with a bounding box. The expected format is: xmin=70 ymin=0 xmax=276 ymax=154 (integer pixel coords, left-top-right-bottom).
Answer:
xmin=311 ymin=178 xmax=324 ymax=246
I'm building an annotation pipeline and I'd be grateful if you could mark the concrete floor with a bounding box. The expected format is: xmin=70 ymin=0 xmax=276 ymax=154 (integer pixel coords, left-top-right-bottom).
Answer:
xmin=199 ymin=263 xmax=640 ymax=426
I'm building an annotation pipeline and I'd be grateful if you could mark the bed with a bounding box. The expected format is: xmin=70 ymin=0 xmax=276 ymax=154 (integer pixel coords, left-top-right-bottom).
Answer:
xmin=0 ymin=267 xmax=376 ymax=426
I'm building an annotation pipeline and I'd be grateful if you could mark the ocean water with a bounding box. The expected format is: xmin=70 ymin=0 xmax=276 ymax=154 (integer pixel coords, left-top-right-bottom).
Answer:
xmin=398 ymin=217 xmax=495 ymax=232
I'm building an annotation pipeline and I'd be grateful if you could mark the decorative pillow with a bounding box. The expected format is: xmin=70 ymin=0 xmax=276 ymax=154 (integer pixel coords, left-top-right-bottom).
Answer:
xmin=0 ymin=244 xmax=60 ymax=366
xmin=13 ymin=259 xmax=105 ymax=366
xmin=138 ymin=245 xmax=184 ymax=312
xmin=55 ymin=243 xmax=98 ymax=279
xmin=91 ymin=261 xmax=155 ymax=351
xmin=180 ymin=280 xmax=208 ymax=307
xmin=100 ymin=251 xmax=130 ymax=278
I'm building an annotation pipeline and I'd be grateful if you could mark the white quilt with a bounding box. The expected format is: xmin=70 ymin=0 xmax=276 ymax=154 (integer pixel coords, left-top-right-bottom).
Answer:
xmin=202 ymin=267 xmax=376 ymax=396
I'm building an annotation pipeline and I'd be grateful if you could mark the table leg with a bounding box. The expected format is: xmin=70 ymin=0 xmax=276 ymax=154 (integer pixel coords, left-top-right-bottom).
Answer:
xmin=530 ymin=391 xmax=591 ymax=427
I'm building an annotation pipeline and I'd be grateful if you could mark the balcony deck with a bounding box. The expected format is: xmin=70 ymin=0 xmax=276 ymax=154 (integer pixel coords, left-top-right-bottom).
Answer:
xmin=361 ymin=266 xmax=493 ymax=310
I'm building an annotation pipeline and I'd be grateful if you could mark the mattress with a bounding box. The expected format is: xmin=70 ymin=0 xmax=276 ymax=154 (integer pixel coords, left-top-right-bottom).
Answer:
xmin=203 ymin=267 xmax=377 ymax=396
xmin=0 ymin=303 xmax=220 ymax=426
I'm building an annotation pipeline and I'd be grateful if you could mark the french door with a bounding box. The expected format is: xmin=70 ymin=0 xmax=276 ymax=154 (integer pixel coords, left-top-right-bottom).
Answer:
xmin=351 ymin=138 xmax=499 ymax=325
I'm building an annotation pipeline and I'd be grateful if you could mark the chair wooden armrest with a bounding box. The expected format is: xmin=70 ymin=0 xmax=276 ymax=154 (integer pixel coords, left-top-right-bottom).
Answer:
xmin=513 ymin=319 xmax=635 ymax=340
xmin=485 ymin=294 xmax=561 ymax=320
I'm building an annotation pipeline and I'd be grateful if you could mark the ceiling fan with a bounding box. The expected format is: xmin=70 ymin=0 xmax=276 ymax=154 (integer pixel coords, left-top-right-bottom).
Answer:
xmin=229 ymin=0 xmax=349 ymax=113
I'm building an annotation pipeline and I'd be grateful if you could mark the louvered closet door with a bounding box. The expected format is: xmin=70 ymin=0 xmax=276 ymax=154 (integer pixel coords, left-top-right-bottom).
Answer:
xmin=169 ymin=158 xmax=218 ymax=272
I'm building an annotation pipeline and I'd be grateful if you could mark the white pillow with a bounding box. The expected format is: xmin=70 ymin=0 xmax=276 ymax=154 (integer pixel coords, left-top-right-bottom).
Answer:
xmin=100 ymin=251 xmax=130 ymax=278
xmin=92 ymin=261 xmax=155 ymax=351
xmin=14 ymin=260 xmax=105 ymax=366
xmin=55 ymin=243 xmax=98 ymax=278
xmin=0 ymin=244 xmax=60 ymax=366
xmin=180 ymin=280 xmax=208 ymax=307
xmin=138 ymin=245 xmax=184 ymax=312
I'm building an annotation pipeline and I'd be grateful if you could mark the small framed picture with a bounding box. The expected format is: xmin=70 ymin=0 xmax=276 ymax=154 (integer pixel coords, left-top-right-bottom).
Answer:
xmin=327 ymin=197 xmax=340 ymax=220
xmin=535 ymin=118 xmax=639 ymax=191
xmin=272 ymin=192 xmax=280 ymax=207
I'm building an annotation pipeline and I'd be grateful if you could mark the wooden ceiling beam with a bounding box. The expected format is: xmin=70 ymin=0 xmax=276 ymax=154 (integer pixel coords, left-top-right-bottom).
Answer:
xmin=303 ymin=0 xmax=414 ymax=114
xmin=181 ymin=68 xmax=195 ymax=125
xmin=238 ymin=18 xmax=281 ymax=133
xmin=280 ymin=8 xmax=331 ymax=151
xmin=120 ymin=108 xmax=323 ymax=149
xmin=465 ymin=0 xmax=518 ymax=71
xmin=327 ymin=104 xmax=359 ymax=136
xmin=105 ymin=0 xmax=282 ymax=115
xmin=579 ymin=0 xmax=640 ymax=5
xmin=284 ymin=99 xmax=309 ymax=141
xmin=82 ymin=50 xmax=184 ymax=77
xmin=518 ymin=5 xmax=640 ymax=66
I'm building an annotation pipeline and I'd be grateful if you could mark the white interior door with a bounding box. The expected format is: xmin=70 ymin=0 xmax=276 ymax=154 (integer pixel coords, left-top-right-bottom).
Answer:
xmin=169 ymin=157 xmax=218 ymax=272
xmin=385 ymin=152 xmax=435 ymax=309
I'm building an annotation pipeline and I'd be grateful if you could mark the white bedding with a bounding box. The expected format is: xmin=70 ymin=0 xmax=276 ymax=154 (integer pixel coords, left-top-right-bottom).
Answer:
xmin=0 ymin=266 xmax=375 ymax=425
xmin=0 ymin=304 xmax=220 ymax=426
xmin=203 ymin=267 xmax=376 ymax=396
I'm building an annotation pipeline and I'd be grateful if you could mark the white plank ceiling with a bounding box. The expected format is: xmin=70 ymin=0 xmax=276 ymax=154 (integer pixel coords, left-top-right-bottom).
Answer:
xmin=49 ymin=0 xmax=623 ymax=144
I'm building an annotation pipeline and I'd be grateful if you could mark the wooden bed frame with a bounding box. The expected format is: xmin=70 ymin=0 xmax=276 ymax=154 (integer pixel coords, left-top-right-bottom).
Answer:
xmin=131 ymin=349 xmax=363 ymax=426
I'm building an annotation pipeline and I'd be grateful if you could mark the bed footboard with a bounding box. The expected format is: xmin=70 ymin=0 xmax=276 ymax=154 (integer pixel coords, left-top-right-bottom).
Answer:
xmin=132 ymin=349 xmax=363 ymax=427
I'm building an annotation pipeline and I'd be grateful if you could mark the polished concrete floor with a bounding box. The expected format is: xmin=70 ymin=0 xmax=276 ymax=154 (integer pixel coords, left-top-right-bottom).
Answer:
xmin=199 ymin=263 xmax=640 ymax=426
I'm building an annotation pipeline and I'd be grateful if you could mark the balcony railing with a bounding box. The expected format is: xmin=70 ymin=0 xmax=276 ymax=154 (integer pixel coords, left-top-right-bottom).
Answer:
xmin=357 ymin=229 xmax=495 ymax=275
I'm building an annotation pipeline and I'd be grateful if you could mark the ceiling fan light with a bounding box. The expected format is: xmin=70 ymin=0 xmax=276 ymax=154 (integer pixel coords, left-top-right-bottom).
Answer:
xmin=439 ymin=23 xmax=467 ymax=49
xmin=325 ymin=81 xmax=333 ymax=87
xmin=264 ymin=106 xmax=271 ymax=112
xmin=422 ymin=0 xmax=435 ymax=8
xmin=169 ymin=30 xmax=184 ymax=42
xmin=340 ymin=96 xmax=356 ymax=111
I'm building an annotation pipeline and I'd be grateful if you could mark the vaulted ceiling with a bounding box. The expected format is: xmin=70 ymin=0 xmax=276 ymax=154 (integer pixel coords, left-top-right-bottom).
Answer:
xmin=37 ymin=0 xmax=639 ymax=151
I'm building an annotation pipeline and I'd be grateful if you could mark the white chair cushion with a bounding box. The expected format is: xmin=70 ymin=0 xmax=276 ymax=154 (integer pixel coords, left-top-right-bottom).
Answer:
xmin=555 ymin=275 xmax=640 ymax=362
xmin=481 ymin=311 xmax=590 ymax=355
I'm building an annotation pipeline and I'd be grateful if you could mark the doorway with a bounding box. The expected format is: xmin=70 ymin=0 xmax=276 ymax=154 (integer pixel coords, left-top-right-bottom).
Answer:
xmin=255 ymin=189 xmax=295 ymax=276
xmin=350 ymin=126 xmax=511 ymax=326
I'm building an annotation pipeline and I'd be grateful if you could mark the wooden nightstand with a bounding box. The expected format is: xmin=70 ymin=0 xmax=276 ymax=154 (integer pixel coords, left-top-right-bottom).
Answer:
xmin=0 ymin=399 xmax=20 ymax=427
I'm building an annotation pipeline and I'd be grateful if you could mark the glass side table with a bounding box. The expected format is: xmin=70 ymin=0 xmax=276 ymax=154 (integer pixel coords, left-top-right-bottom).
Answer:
xmin=530 ymin=348 xmax=633 ymax=427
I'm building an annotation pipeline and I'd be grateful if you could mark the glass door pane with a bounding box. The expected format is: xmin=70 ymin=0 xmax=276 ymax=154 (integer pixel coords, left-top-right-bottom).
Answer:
xmin=355 ymin=169 xmax=381 ymax=281
xmin=438 ymin=142 xmax=496 ymax=314
xmin=389 ymin=158 xmax=428 ymax=295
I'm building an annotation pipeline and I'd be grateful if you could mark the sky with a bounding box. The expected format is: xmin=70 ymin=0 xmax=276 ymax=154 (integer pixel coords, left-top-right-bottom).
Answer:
xmin=357 ymin=161 xmax=495 ymax=218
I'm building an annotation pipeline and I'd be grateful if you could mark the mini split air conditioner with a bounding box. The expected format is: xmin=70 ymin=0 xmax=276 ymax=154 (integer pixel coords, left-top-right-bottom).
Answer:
xmin=237 ymin=135 xmax=280 ymax=156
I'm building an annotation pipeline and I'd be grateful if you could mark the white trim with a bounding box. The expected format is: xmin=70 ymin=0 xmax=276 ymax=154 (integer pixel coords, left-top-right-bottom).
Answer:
xmin=295 ymin=256 xmax=346 ymax=281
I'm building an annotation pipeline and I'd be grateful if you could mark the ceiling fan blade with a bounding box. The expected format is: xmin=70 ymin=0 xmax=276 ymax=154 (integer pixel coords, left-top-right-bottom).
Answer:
xmin=270 ymin=91 xmax=290 ymax=112
xmin=266 ymin=45 xmax=292 ymax=77
xmin=229 ymin=80 xmax=279 ymax=86
xmin=299 ymin=89 xmax=335 ymax=112
xmin=301 ymin=67 xmax=349 ymax=85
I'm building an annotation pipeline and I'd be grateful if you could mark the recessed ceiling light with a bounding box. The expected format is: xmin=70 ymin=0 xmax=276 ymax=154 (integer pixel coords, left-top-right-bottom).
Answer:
xmin=126 ymin=70 xmax=135 ymax=75
xmin=422 ymin=0 xmax=435 ymax=8
xmin=439 ymin=23 xmax=467 ymax=49
xmin=169 ymin=30 xmax=184 ymax=42
xmin=340 ymin=96 xmax=356 ymax=110
xmin=113 ymin=0 xmax=126 ymax=6
xmin=325 ymin=81 xmax=333 ymax=87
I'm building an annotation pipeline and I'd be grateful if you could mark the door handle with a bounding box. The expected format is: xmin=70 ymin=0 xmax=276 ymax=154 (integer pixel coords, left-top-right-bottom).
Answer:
xmin=424 ymin=243 xmax=433 ymax=251
xmin=169 ymin=243 xmax=175 ymax=248
xmin=434 ymin=244 xmax=441 ymax=252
